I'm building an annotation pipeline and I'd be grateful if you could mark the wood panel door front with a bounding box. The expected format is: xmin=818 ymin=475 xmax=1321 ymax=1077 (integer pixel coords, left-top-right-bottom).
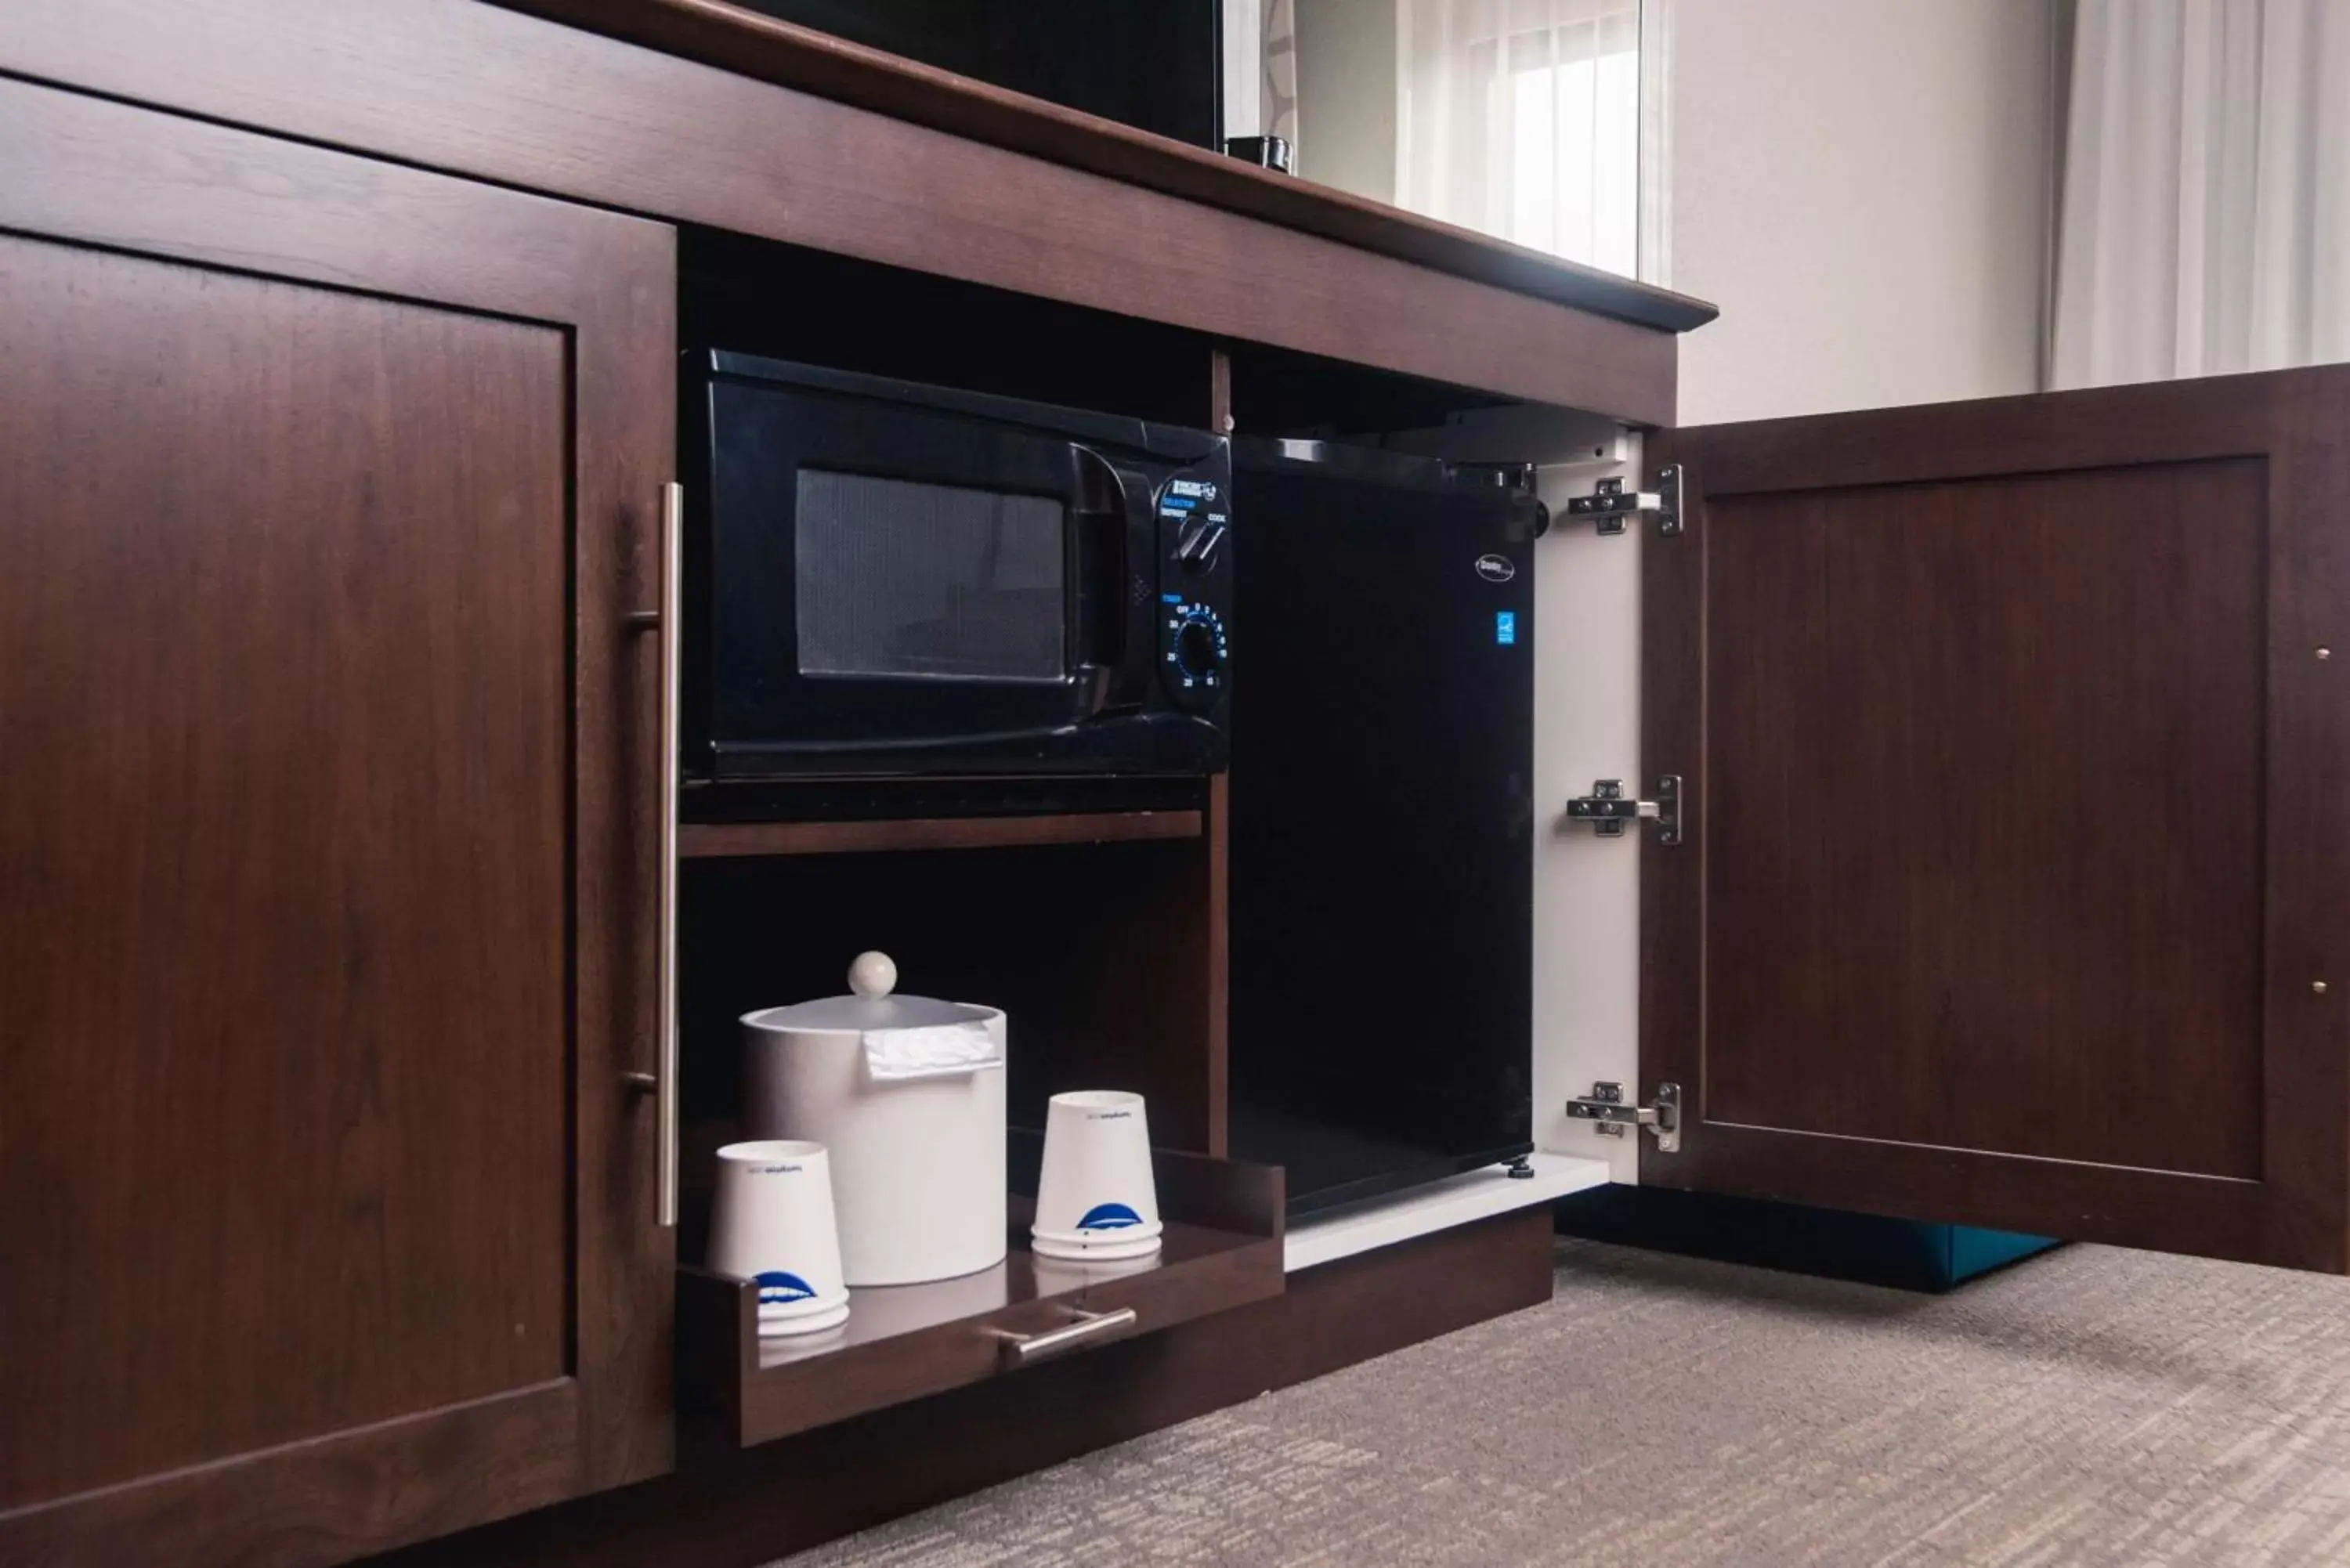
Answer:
xmin=0 ymin=82 xmax=674 ymax=1565
xmin=1643 ymin=367 xmax=2350 ymax=1271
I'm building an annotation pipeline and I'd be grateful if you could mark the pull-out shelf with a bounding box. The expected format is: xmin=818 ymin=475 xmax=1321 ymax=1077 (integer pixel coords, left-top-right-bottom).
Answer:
xmin=678 ymin=1142 xmax=1283 ymax=1448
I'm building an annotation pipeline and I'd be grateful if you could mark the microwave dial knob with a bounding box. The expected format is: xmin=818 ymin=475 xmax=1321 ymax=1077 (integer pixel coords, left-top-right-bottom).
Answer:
xmin=1175 ymin=619 xmax=1221 ymax=677
xmin=1175 ymin=515 xmax=1228 ymax=573
xmin=1166 ymin=605 xmax=1227 ymax=703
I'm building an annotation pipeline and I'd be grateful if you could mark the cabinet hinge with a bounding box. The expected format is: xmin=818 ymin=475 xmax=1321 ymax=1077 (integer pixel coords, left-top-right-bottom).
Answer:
xmin=1564 ymin=777 xmax=1682 ymax=845
xmin=1566 ymin=1082 xmax=1681 ymax=1153
xmin=1563 ymin=463 xmax=1680 ymax=536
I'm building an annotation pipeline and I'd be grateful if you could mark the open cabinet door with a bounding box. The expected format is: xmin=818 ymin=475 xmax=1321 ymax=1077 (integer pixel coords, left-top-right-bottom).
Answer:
xmin=1642 ymin=366 xmax=2350 ymax=1270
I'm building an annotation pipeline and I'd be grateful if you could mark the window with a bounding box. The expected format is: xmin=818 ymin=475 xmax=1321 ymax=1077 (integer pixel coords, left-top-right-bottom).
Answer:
xmin=794 ymin=471 xmax=1066 ymax=682
xmin=1397 ymin=0 xmax=1643 ymax=276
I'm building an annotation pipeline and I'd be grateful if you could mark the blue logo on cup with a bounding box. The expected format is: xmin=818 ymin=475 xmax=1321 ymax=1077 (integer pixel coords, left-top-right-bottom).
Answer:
xmin=1076 ymin=1202 xmax=1144 ymax=1231
xmin=754 ymin=1270 xmax=819 ymax=1305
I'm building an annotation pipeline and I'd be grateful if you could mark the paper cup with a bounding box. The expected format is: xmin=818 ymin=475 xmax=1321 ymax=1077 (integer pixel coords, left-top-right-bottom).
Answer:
xmin=708 ymin=1140 xmax=852 ymax=1336
xmin=1032 ymin=1090 xmax=1162 ymax=1262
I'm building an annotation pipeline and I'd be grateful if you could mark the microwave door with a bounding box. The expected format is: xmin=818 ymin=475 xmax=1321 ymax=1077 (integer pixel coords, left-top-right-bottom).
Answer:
xmin=703 ymin=392 xmax=1101 ymax=769
xmin=693 ymin=359 xmax=1230 ymax=781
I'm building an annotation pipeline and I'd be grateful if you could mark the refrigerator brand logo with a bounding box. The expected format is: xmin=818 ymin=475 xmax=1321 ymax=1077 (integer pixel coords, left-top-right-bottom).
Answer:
xmin=1474 ymin=554 xmax=1517 ymax=583
xmin=1077 ymin=1203 xmax=1145 ymax=1230
xmin=754 ymin=1270 xmax=819 ymax=1303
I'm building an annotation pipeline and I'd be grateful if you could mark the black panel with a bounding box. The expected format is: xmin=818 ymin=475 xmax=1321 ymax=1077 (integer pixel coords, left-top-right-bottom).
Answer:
xmin=727 ymin=0 xmax=1222 ymax=148
xmin=681 ymin=227 xmax=1218 ymax=429
xmin=1227 ymin=341 xmax=1516 ymax=441
xmin=1228 ymin=442 xmax=1536 ymax=1214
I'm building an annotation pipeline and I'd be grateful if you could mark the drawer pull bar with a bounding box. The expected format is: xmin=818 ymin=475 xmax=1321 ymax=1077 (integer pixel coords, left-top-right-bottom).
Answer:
xmin=985 ymin=1306 xmax=1138 ymax=1365
xmin=624 ymin=482 xmax=684 ymax=1228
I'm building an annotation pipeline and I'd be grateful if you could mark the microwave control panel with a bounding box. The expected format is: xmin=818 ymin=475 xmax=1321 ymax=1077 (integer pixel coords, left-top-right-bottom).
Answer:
xmin=1155 ymin=471 xmax=1231 ymax=711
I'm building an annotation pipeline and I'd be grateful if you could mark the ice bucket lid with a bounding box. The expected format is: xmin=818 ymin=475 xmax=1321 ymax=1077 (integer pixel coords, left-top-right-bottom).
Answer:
xmin=741 ymin=951 xmax=1000 ymax=1036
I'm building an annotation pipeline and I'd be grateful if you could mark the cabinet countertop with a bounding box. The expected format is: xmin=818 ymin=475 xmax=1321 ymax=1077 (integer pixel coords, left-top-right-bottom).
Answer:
xmin=497 ymin=0 xmax=1719 ymax=335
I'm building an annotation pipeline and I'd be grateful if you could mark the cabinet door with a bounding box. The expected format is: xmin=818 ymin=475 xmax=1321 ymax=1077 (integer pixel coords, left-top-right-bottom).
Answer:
xmin=0 ymin=81 xmax=674 ymax=1565
xmin=1643 ymin=367 xmax=2350 ymax=1271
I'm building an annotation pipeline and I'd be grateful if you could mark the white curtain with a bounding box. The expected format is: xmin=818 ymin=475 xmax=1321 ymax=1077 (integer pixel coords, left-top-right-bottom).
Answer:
xmin=2050 ymin=0 xmax=2350 ymax=388
xmin=1396 ymin=0 xmax=1641 ymax=273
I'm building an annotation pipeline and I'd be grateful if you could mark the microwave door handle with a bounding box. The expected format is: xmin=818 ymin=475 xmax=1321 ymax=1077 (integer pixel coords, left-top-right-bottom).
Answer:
xmin=1066 ymin=446 xmax=1133 ymax=703
xmin=1115 ymin=463 xmax=1162 ymax=704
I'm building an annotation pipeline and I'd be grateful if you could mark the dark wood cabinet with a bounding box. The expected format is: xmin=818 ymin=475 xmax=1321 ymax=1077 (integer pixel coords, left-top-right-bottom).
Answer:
xmin=0 ymin=81 xmax=675 ymax=1566
xmin=14 ymin=5 xmax=2350 ymax=1568
xmin=1643 ymin=367 xmax=2350 ymax=1270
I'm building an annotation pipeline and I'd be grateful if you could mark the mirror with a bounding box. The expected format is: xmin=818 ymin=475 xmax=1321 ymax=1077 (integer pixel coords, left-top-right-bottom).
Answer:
xmin=1224 ymin=0 xmax=1645 ymax=276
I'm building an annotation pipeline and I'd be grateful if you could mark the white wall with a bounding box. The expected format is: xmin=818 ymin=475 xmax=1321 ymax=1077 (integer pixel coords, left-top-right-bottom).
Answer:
xmin=1668 ymin=0 xmax=2055 ymax=425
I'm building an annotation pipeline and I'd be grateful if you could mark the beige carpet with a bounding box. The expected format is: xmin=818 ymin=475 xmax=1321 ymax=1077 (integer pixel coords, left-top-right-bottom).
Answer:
xmin=779 ymin=1239 xmax=2350 ymax=1567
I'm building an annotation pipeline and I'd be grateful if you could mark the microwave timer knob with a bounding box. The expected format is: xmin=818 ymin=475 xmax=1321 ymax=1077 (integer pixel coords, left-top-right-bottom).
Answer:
xmin=1175 ymin=619 xmax=1220 ymax=677
xmin=1165 ymin=603 xmax=1227 ymax=703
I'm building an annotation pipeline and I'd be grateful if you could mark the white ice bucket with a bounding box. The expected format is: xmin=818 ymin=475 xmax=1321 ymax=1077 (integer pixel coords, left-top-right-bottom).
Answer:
xmin=741 ymin=952 xmax=1007 ymax=1287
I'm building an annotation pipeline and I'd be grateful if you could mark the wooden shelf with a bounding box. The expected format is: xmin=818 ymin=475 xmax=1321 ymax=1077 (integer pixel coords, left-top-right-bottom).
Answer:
xmin=679 ymin=811 xmax=1202 ymax=859
xmin=678 ymin=1143 xmax=1282 ymax=1448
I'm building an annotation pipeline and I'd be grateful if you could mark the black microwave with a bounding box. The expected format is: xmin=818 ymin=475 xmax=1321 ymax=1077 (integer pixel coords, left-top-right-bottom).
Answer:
xmin=685 ymin=354 xmax=1232 ymax=782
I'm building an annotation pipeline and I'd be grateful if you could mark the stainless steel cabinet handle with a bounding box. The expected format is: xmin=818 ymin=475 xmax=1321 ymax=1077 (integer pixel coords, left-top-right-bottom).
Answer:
xmin=985 ymin=1306 xmax=1138 ymax=1365
xmin=649 ymin=481 xmax=684 ymax=1228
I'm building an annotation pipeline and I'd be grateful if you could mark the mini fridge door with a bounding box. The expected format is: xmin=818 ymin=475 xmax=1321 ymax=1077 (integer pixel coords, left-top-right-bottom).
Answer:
xmin=1227 ymin=439 xmax=1539 ymax=1215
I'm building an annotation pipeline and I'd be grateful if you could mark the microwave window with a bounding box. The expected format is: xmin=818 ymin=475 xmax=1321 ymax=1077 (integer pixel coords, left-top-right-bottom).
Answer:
xmin=794 ymin=469 xmax=1068 ymax=682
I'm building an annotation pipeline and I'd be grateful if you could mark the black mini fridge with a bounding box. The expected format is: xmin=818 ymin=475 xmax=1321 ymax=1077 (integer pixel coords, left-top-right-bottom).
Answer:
xmin=1228 ymin=439 xmax=1538 ymax=1216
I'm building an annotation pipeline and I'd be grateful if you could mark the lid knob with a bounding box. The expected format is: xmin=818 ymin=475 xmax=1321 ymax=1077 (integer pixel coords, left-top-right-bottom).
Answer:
xmin=847 ymin=951 xmax=898 ymax=999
